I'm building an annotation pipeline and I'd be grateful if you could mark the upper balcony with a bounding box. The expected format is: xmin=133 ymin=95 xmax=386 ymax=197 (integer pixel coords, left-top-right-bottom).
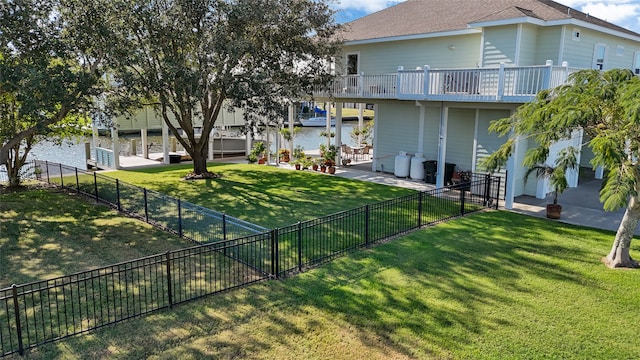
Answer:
xmin=314 ymin=61 xmax=583 ymax=103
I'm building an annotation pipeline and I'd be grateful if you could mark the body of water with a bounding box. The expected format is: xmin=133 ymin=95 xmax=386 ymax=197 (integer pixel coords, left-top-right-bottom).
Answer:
xmin=11 ymin=121 xmax=372 ymax=171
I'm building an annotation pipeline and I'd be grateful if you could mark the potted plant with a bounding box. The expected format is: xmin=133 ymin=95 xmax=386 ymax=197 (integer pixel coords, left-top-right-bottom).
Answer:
xmin=524 ymin=147 xmax=578 ymax=219
xmin=279 ymin=148 xmax=290 ymax=162
xmin=248 ymin=141 xmax=266 ymax=164
xmin=323 ymin=144 xmax=338 ymax=174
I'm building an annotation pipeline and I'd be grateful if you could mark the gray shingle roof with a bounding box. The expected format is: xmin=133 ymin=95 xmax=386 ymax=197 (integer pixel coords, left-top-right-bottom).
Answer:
xmin=339 ymin=0 xmax=639 ymax=42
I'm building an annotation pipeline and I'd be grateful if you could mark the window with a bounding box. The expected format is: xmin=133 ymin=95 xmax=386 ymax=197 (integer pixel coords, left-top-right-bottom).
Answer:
xmin=346 ymin=53 xmax=359 ymax=75
xmin=572 ymin=29 xmax=581 ymax=41
xmin=592 ymin=44 xmax=606 ymax=70
xmin=617 ymin=45 xmax=624 ymax=56
xmin=634 ymin=51 xmax=640 ymax=75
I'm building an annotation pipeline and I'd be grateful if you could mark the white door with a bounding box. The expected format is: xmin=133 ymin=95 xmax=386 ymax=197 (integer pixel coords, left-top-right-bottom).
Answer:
xmin=592 ymin=44 xmax=607 ymax=70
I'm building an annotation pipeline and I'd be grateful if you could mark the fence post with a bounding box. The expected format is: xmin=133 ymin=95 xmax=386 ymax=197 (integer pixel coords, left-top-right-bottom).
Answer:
xmin=45 ymin=161 xmax=50 ymax=183
xmin=496 ymin=176 xmax=501 ymax=210
xmin=165 ymin=251 xmax=173 ymax=309
xmin=460 ymin=188 xmax=466 ymax=216
xmin=59 ymin=163 xmax=64 ymax=187
xmin=270 ymin=228 xmax=279 ymax=278
xmin=484 ymin=174 xmax=492 ymax=207
xmin=75 ymin=168 xmax=80 ymax=193
xmin=417 ymin=192 xmax=423 ymax=228
xmin=116 ymin=179 xmax=121 ymax=212
xmin=222 ymin=213 xmax=227 ymax=241
xmin=297 ymin=221 xmax=302 ymax=272
xmin=11 ymin=285 xmax=24 ymax=355
xmin=177 ymin=199 xmax=183 ymax=238
xmin=93 ymin=172 xmax=99 ymax=202
xmin=365 ymin=204 xmax=370 ymax=245
xmin=143 ymin=188 xmax=149 ymax=222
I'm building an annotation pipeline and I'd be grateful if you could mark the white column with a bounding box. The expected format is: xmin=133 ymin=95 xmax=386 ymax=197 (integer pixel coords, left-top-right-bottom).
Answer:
xmin=504 ymin=129 xmax=518 ymax=209
xmin=436 ymin=106 xmax=448 ymax=188
xmin=288 ymin=105 xmax=295 ymax=156
xmin=371 ymin=103 xmax=379 ymax=172
xmin=358 ymin=103 xmax=364 ymax=145
xmin=325 ymin=102 xmax=332 ymax=147
xmin=471 ymin=109 xmax=479 ymax=172
xmin=246 ymin=127 xmax=253 ymax=159
xmin=335 ymin=103 xmax=343 ymax=165
xmin=111 ymin=126 xmax=121 ymax=169
xmin=141 ymin=129 xmax=148 ymax=159
xmin=568 ymin=128 xmax=583 ymax=187
xmin=417 ymin=102 xmax=425 ymax=153
xmin=91 ymin=120 xmax=99 ymax=153
xmin=208 ymin=129 xmax=214 ymax=160
xmin=162 ymin=120 xmax=170 ymax=165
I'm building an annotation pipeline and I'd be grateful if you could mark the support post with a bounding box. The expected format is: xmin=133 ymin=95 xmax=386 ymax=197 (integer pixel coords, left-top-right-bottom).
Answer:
xmin=297 ymin=221 xmax=303 ymax=272
xmin=144 ymin=188 xmax=149 ymax=223
xmin=12 ymin=285 xmax=24 ymax=356
xmin=365 ymin=204 xmax=370 ymax=245
xmin=417 ymin=192 xmax=423 ymax=228
xmin=177 ymin=199 xmax=183 ymax=238
xmin=165 ymin=251 xmax=173 ymax=308
xmin=94 ymin=172 xmax=99 ymax=202
xmin=116 ymin=179 xmax=121 ymax=212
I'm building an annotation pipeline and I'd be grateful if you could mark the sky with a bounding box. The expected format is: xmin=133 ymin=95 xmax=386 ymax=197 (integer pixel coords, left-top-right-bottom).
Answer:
xmin=332 ymin=0 xmax=640 ymax=34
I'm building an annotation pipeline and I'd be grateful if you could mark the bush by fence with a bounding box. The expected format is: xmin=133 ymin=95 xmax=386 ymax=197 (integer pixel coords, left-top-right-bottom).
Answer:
xmin=0 ymin=161 xmax=500 ymax=357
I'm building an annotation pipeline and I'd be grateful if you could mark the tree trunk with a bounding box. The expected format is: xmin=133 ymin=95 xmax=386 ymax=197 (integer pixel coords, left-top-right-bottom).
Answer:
xmin=191 ymin=147 xmax=209 ymax=175
xmin=604 ymin=193 xmax=640 ymax=268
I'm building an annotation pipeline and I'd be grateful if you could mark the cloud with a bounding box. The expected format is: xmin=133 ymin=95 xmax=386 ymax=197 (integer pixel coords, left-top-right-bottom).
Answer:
xmin=555 ymin=0 xmax=640 ymax=32
xmin=333 ymin=0 xmax=403 ymax=13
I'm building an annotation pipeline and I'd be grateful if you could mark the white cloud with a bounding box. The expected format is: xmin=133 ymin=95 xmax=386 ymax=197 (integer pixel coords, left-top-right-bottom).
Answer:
xmin=333 ymin=0 xmax=403 ymax=13
xmin=555 ymin=0 xmax=640 ymax=32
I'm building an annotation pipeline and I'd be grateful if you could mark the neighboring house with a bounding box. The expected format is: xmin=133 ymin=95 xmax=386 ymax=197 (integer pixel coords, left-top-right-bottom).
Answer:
xmin=314 ymin=0 xmax=640 ymax=208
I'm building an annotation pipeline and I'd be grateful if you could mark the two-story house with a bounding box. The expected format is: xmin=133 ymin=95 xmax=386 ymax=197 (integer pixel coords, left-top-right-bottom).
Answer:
xmin=315 ymin=0 xmax=640 ymax=209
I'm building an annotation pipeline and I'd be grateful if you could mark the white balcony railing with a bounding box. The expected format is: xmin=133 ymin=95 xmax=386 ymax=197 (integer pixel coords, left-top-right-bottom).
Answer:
xmin=315 ymin=62 xmax=582 ymax=103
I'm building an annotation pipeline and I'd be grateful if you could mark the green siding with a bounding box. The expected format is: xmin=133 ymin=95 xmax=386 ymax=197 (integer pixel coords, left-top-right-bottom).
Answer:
xmin=518 ymin=24 xmax=539 ymax=65
xmin=375 ymin=101 xmax=420 ymax=173
xmin=421 ymin=107 xmax=440 ymax=160
xmin=445 ymin=108 xmax=475 ymax=171
xmin=476 ymin=109 xmax=510 ymax=196
xmin=340 ymin=34 xmax=481 ymax=75
xmin=483 ymin=25 xmax=518 ymax=66
xmin=534 ymin=26 xmax=563 ymax=65
xmin=561 ymin=26 xmax=640 ymax=70
xmin=114 ymin=103 xmax=247 ymax=131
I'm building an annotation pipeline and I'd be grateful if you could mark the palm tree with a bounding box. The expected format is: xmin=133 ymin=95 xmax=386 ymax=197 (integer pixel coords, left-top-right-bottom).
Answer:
xmin=524 ymin=147 xmax=578 ymax=218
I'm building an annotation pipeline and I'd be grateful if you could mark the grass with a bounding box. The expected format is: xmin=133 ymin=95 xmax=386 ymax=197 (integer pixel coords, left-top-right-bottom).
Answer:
xmin=0 ymin=187 xmax=190 ymax=288
xmin=106 ymin=163 xmax=415 ymax=228
xmin=14 ymin=211 xmax=640 ymax=359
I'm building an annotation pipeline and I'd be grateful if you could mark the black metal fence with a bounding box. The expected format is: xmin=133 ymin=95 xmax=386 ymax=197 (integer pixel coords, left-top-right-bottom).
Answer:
xmin=34 ymin=160 xmax=268 ymax=243
xmin=0 ymin=161 xmax=500 ymax=357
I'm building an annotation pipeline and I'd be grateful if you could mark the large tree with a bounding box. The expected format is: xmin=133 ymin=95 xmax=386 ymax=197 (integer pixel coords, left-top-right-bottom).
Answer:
xmin=0 ymin=0 xmax=116 ymax=186
xmin=107 ymin=0 xmax=341 ymax=177
xmin=484 ymin=69 xmax=640 ymax=269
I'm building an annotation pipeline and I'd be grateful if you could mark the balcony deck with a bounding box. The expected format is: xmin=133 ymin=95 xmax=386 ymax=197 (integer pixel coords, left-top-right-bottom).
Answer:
xmin=314 ymin=63 xmax=582 ymax=103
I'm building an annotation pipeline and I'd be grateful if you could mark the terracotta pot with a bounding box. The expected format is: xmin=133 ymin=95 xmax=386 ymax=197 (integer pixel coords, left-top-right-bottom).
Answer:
xmin=295 ymin=164 xmax=301 ymax=170
xmin=546 ymin=204 xmax=562 ymax=219
xmin=328 ymin=166 xmax=336 ymax=174
xmin=312 ymin=165 xmax=319 ymax=171
xmin=320 ymin=166 xmax=326 ymax=173
xmin=258 ymin=157 xmax=266 ymax=164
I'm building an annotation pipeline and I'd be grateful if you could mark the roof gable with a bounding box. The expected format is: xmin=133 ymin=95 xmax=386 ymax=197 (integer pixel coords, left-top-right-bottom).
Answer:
xmin=339 ymin=0 xmax=640 ymax=42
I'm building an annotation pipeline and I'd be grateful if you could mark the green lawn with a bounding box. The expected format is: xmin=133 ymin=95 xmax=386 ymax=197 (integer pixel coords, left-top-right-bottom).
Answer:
xmin=0 ymin=188 xmax=190 ymax=287
xmin=106 ymin=163 xmax=415 ymax=228
xmin=17 ymin=211 xmax=640 ymax=359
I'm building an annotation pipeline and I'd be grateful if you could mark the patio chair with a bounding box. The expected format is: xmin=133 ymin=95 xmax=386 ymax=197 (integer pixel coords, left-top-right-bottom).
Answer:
xmin=342 ymin=144 xmax=354 ymax=160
